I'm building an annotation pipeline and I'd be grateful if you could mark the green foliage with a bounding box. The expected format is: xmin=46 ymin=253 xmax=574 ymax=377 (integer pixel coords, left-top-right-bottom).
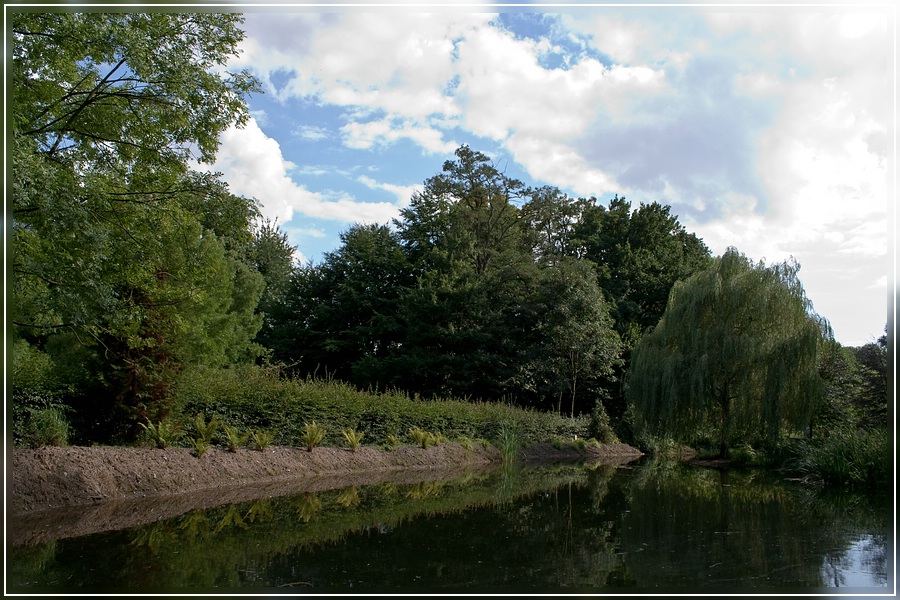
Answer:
xmin=169 ymin=362 xmax=594 ymax=455
xmin=342 ymin=429 xmax=365 ymax=452
xmin=786 ymin=429 xmax=889 ymax=489
xmin=139 ymin=418 xmax=182 ymax=449
xmin=249 ymin=429 xmax=275 ymax=451
xmin=221 ymin=424 xmax=249 ymax=452
xmin=457 ymin=436 xmax=475 ymax=451
xmin=192 ymin=413 xmax=221 ymax=445
xmin=270 ymin=145 xmax=626 ymax=418
xmin=302 ymin=421 xmax=327 ymax=452
xmin=190 ymin=436 xmax=211 ymax=458
xmin=26 ymin=408 xmax=70 ymax=447
xmin=495 ymin=423 xmax=521 ymax=465
xmin=572 ymin=195 xmax=712 ymax=346
xmin=384 ymin=434 xmax=402 ymax=451
xmin=588 ymin=401 xmax=619 ymax=444
xmin=9 ymin=11 xmax=264 ymax=444
xmin=409 ymin=427 xmax=435 ymax=449
xmin=627 ymin=247 xmax=830 ymax=457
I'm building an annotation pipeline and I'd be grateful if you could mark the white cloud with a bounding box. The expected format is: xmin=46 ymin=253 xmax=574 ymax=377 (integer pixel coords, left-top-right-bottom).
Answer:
xmin=205 ymin=117 xmax=403 ymax=225
xmin=293 ymin=125 xmax=330 ymax=141
xmin=226 ymin=8 xmax=892 ymax=346
xmin=341 ymin=118 xmax=458 ymax=154
xmin=358 ymin=175 xmax=422 ymax=209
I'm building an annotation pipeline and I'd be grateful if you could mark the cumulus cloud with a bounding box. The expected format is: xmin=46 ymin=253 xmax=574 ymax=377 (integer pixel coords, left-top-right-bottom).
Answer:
xmin=205 ymin=117 xmax=404 ymax=225
xmin=357 ymin=175 xmax=422 ymax=208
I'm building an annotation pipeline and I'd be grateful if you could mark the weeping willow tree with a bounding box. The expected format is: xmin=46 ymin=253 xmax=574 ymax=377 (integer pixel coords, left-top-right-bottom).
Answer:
xmin=626 ymin=247 xmax=831 ymax=458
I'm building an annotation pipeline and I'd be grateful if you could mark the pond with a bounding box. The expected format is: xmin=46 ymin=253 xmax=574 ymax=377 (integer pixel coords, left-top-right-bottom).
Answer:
xmin=6 ymin=457 xmax=892 ymax=594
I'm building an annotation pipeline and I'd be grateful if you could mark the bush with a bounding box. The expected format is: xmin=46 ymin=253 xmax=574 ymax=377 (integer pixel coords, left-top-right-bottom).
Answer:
xmin=221 ymin=424 xmax=249 ymax=452
xmin=588 ymin=401 xmax=619 ymax=444
xmin=342 ymin=428 xmax=365 ymax=451
xmin=170 ymin=364 xmax=595 ymax=451
xmin=249 ymin=429 xmax=275 ymax=451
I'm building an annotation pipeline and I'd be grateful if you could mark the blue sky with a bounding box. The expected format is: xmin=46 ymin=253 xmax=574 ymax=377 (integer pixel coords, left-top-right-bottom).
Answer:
xmin=196 ymin=3 xmax=894 ymax=347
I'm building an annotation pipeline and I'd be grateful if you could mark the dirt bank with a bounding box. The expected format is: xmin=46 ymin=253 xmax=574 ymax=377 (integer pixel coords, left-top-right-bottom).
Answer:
xmin=7 ymin=441 xmax=643 ymax=545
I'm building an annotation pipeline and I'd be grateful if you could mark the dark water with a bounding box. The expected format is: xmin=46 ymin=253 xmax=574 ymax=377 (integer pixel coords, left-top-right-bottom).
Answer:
xmin=7 ymin=458 xmax=893 ymax=594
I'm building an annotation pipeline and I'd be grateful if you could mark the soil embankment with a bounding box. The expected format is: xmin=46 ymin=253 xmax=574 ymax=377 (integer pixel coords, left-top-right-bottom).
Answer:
xmin=7 ymin=441 xmax=643 ymax=545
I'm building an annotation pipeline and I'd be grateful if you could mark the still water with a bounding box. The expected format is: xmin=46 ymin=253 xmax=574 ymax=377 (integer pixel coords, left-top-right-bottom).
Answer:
xmin=7 ymin=457 xmax=892 ymax=594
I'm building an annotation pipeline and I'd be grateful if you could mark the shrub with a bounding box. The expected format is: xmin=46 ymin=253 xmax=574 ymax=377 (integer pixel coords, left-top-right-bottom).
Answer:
xmin=221 ymin=424 xmax=249 ymax=452
xmin=190 ymin=436 xmax=210 ymax=458
xmin=409 ymin=427 xmax=441 ymax=449
xmin=787 ymin=429 xmax=889 ymax=489
xmin=588 ymin=401 xmax=619 ymax=444
xmin=192 ymin=413 xmax=220 ymax=444
xmin=384 ymin=433 xmax=402 ymax=451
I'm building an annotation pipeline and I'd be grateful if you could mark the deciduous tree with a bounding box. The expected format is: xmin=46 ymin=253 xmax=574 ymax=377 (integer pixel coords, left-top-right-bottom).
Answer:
xmin=626 ymin=247 xmax=830 ymax=457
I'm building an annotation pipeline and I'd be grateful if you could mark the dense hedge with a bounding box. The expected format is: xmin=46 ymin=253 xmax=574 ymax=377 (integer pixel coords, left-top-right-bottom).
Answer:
xmin=169 ymin=364 xmax=590 ymax=449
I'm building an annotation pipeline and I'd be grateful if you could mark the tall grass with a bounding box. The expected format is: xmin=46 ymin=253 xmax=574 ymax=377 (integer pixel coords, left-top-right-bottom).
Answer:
xmin=27 ymin=408 xmax=69 ymax=447
xmin=495 ymin=422 xmax=520 ymax=465
xmin=785 ymin=429 xmax=889 ymax=489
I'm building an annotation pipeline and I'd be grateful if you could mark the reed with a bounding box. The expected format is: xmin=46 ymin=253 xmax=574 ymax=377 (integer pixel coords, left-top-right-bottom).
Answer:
xmin=496 ymin=422 xmax=520 ymax=465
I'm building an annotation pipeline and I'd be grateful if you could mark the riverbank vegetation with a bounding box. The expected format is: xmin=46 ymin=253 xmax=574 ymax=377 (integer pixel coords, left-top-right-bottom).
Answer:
xmin=9 ymin=12 xmax=889 ymax=491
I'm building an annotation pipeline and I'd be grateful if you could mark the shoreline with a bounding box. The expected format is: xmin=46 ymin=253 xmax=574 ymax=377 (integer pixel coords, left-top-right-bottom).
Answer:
xmin=7 ymin=441 xmax=644 ymax=544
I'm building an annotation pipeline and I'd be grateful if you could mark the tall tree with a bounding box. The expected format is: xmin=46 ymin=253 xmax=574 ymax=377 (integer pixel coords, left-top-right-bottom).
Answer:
xmin=271 ymin=224 xmax=414 ymax=384
xmin=10 ymin=11 xmax=262 ymax=441
xmin=519 ymin=186 xmax=586 ymax=265
xmin=573 ymin=196 xmax=712 ymax=346
xmin=249 ymin=218 xmax=298 ymax=354
xmin=526 ymin=259 xmax=622 ymax=416
xmin=626 ymin=247 xmax=831 ymax=457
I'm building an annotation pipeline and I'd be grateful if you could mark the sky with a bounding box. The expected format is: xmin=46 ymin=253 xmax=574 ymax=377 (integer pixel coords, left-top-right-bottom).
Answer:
xmin=194 ymin=2 xmax=895 ymax=348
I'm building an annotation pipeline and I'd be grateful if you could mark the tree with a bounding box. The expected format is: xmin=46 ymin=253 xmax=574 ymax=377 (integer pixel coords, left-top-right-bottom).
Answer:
xmin=626 ymin=247 xmax=830 ymax=457
xmin=397 ymin=145 xmax=527 ymax=276
xmin=270 ymin=224 xmax=415 ymax=384
xmin=526 ymin=259 xmax=622 ymax=417
xmin=519 ymin=186 xmax=585 ymax=265
xmin=10 ymin=11 xmax=262 ymax=441
xmin=848 ymin=326 xmax=889 ymax=428
xmin=572 ymin=196 xmax=712 ymax=345
xmin=249 ymin=218 xmax=298 ymax=354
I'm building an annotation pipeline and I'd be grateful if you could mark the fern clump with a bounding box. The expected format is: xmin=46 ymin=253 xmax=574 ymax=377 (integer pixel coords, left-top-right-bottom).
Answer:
xmin=342 ymin=428 xmax=364 ymax=451
xmin=221 ymin=424 xmax=249 ymax=452
xmin=140 ymin=418 xmax=181 ymax=449
xmin=249 ymin=429 xmax=275 ymax=451
xmin=302 ymin=421 xmax=326 ymax=452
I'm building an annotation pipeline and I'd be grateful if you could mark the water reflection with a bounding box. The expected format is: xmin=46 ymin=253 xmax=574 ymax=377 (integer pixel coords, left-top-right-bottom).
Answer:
xmin=822 ymin=535 xmax=890 ymax=588
xmin=7 ymin=458 xmax=890 ymax=593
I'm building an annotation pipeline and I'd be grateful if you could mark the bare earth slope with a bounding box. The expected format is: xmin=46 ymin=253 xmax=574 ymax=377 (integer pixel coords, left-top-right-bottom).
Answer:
xmin=7 ymin=442 xmax=643 ymax=545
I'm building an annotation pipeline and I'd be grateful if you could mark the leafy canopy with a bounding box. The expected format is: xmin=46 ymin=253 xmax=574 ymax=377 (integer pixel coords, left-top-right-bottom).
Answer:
xmin=626 ymin=247 xmax=831 ymax=456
